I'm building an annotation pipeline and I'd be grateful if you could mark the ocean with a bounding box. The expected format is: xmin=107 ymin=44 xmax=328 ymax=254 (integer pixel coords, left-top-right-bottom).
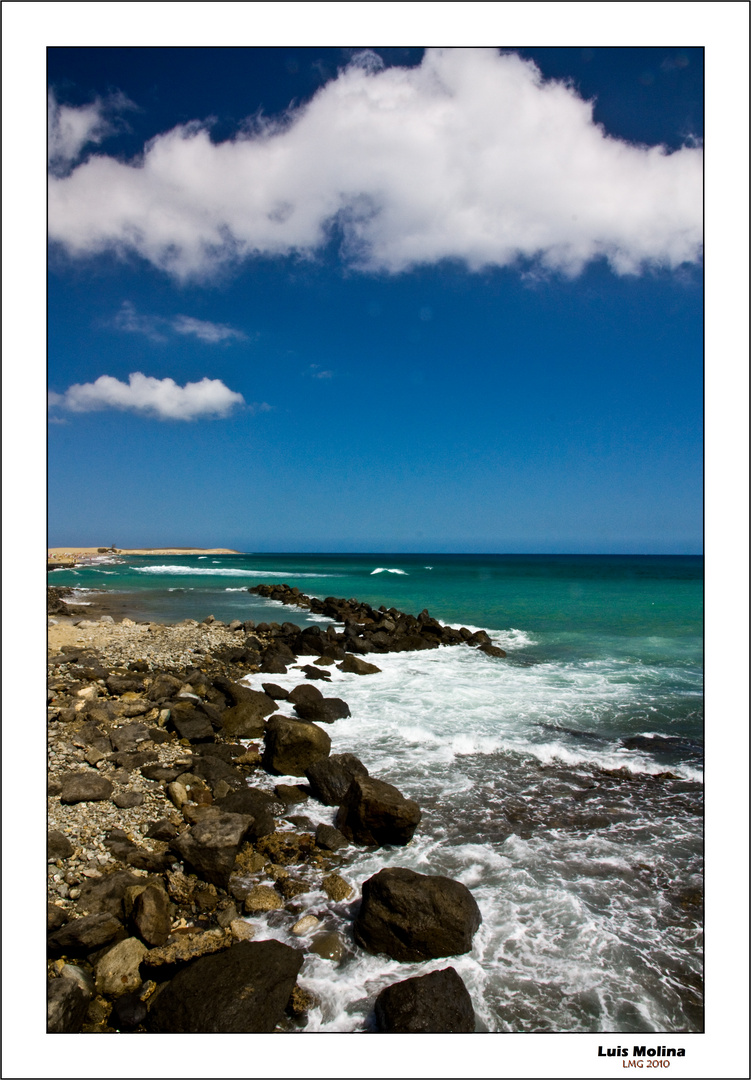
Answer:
xmin=50 ymin=552 xmax=703 ymax=1032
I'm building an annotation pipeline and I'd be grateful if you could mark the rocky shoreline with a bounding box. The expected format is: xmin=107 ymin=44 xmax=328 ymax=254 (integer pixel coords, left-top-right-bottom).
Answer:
xmin=47 ymin=583 xmax=499 ymax=1033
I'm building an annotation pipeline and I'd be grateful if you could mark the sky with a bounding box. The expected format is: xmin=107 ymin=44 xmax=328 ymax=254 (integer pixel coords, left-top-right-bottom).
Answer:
xmin=45 ymin=44 xmax=706 ymax=553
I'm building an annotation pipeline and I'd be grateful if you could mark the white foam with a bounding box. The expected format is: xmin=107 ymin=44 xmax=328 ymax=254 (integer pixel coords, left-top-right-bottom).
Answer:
xmin=370 ymin=567 xmax=408 ymax=575
xmin=132 ymin=564 xmax=339 ymax=578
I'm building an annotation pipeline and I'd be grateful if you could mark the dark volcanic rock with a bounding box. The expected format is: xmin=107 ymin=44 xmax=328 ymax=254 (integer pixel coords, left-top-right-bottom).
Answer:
xmin=48 ymin=904 xmax=69 ymax=931
xmin=113 ymin=790 xmax=145 ymax=809
xmin=171 ymin=810 xmax=254 ymax=889
xmin=145 ymin=939 xmax=304 ymax=1033
xmin=147 ymin=673 xmax=183 ymax=701
xmin=292 ymin=697 xmax=351 ymax=724
xmin=337 ymin=654 xmax=382 ymax=675
xmin=47 ymin=977 xmax=89 ymax=1033
xmin=262 ymin=682 xmax=289 ymax=700
xmin=215 ymin=787 xmax=282 ymax=838
xmin=354 ymin=867 xmax=481 ymax=962
xmin=306 ymin=753 xmax=369 ymax=806
xmin=48 ymin=829 xmax=74 ymax=859
xmin=48 ymin=912 xmax=124 ymax=956
xmin=262 ymin=716 xmax=331 ymax=777
xmin=220 ymin=702 xmax=267 ymax=739
xmin=110 ymin=991 xmax=148 ymax=1032
xmin=336 ymin=775 xmax=421 ymax=847
xmin=109 ymin=723 xmax=150 ymax=752
xmin=213 ymin=678 xmax=276 ymax=713
xmin=287 ymin=683 xmax=323 ymax=705
xmin=106 ymin=673 xmax=146 ymax=695
xmin=60 ymin=771 xmax=114 ymax=804
xmin=169 ymin=703 xmax=214 ymax=742
xmin=75 ymin=721 xmax=112 ymax=753
xmin=374 ymin=967 xmax=476 ymax=1033
xmin=145 ymin=818 xmax=180 ymax=842
xmin=478 ymin=642 xmax=507 ymax=658
xmin=259 ymin=652 xmax=289 ymax=675
xmin=315 ymin=823 xmax=348 ymax=851
xmin=103 ymin=830 xmax=173 ymax=873
xmin=75 ymin=870 xmax=144 ymax=918
xmin=130 ymin=883 xmax=171 ymax=947
xmin=188 ymin=752 xmax=248 ymax=793
xmin=300 ymin=664 xmax=331 ymax=681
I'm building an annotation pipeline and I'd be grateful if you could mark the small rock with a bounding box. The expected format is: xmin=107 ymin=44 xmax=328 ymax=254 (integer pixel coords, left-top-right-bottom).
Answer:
xmin=113 ymin=790 xmax=145 ymax=809
xmin=337 ymin=654 xmax=382 ymax=675
xmin=321 ymin=873 xmax=353 ymax=902
xmin=60 ymin=771 xmax=114 ymax=804
xmin=244 ymin=886 xmax=283 ymax=913
xmin=47 ymin=977 xmax=88 ymax=1033
xmin=229 ymin=919 xmax=256 ymax=941
xmin=310 ymin=931 xmax=346 ymax=963
xmin=95 ymin=937 xmax=147 ymax=997
xmin=291 ymin=914 xmax=320 ymax=936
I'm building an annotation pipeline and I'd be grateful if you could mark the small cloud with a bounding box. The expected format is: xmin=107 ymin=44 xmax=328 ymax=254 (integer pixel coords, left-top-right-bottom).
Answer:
xmin=660 ymin=55 xmax=690 ymax=72
xmin=113 ymin=301 xmax=168 ymax=342
xmin=48 ymin=372 xmax=245 ymax=421
xmin=308 ymin=364 xmax=334 ymax=379
xmin=48 ymin=89 xmax=135 ymax=175
xmin=171 ymin=314 xmax=246 ymax=343
xmin=112 ymin=302 xmax=246 ymax=344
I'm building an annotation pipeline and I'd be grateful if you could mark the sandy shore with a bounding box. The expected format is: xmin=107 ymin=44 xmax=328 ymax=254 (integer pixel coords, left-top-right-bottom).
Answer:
xmin=48 ymin=547 xmax=241 ymax=556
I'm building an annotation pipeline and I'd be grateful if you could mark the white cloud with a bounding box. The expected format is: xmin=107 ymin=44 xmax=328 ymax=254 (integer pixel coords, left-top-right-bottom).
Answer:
xmin=48 ymin=48 xmax=702 ymax=280
xmin=48 ymin=89 xmax=134 ymax=174
xmin=49 ymin=372 xmax=245 ymax=420
xmin=113 ymin=301 xmax=246 ymax=343
xmin=171 ymin=314 xmax=246 ymax=343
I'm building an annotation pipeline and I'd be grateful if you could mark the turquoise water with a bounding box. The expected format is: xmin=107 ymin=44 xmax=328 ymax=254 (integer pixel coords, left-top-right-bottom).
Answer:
xmin=52 ymin=552 xmax=703 ymax=1031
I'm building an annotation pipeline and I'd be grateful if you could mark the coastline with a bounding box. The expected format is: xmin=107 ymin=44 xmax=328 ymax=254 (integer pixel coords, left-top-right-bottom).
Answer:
xmin=48 ymin=548 xmax=241 ymax=555
xmin=47 ymin=584 xmax=487 ymax=1033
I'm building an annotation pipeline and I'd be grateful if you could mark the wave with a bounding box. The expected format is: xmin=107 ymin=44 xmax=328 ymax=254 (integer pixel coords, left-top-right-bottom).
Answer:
xmin=370 ymin=567 xmax=408 ymax=575
xmin=132 ymin=565 xmax=339 ymax=578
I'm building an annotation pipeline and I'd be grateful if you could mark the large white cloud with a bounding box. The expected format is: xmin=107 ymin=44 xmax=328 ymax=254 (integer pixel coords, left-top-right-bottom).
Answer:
xmin=48 ymin=48 xmax=703 ymax=280
xmin=49 ymin=372 xmax=246 ymax=420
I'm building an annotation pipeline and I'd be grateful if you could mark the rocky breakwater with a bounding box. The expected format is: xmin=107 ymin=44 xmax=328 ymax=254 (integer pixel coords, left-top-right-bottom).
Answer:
xmin=249 ymin=582 xmax=508 ymax=658
xmin=47 ymin=589 xmax=484 ymax=1033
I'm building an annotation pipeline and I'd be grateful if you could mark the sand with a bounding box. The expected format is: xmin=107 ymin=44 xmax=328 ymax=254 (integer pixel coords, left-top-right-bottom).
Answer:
xmin=48 ymin=546 xmax=241 ymax=556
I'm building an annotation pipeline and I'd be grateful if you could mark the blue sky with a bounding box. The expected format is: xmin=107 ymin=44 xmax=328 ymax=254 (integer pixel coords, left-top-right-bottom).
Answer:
xmin=46 ymin=44 xmax=704 ymax=553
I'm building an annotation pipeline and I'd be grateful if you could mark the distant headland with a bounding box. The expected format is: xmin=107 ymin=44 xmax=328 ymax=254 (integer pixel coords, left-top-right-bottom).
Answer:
xmin=47 ymin=546 xmax=241 ymax=569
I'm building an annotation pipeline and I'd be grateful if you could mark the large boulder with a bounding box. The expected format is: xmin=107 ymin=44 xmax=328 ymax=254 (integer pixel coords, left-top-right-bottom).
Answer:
xmin=354 ymin=867 xmax=481 ymax=962
xmin=292 ymin=697 xmax=351 ymax=723
xmin=336 ymin=776 xmax=421 ymax=846
xmin=262 ymin=716 xmax=331 ymax=777
xmin=306 ymin=753 xmax=369 ymax=806
xmin=374 ymin=967 xmax=476 ymax=1033
xmin=145 ymin=939 xmax=304 ymax=1033
xmin=171 ymin=810 xmax=254 ymax=889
